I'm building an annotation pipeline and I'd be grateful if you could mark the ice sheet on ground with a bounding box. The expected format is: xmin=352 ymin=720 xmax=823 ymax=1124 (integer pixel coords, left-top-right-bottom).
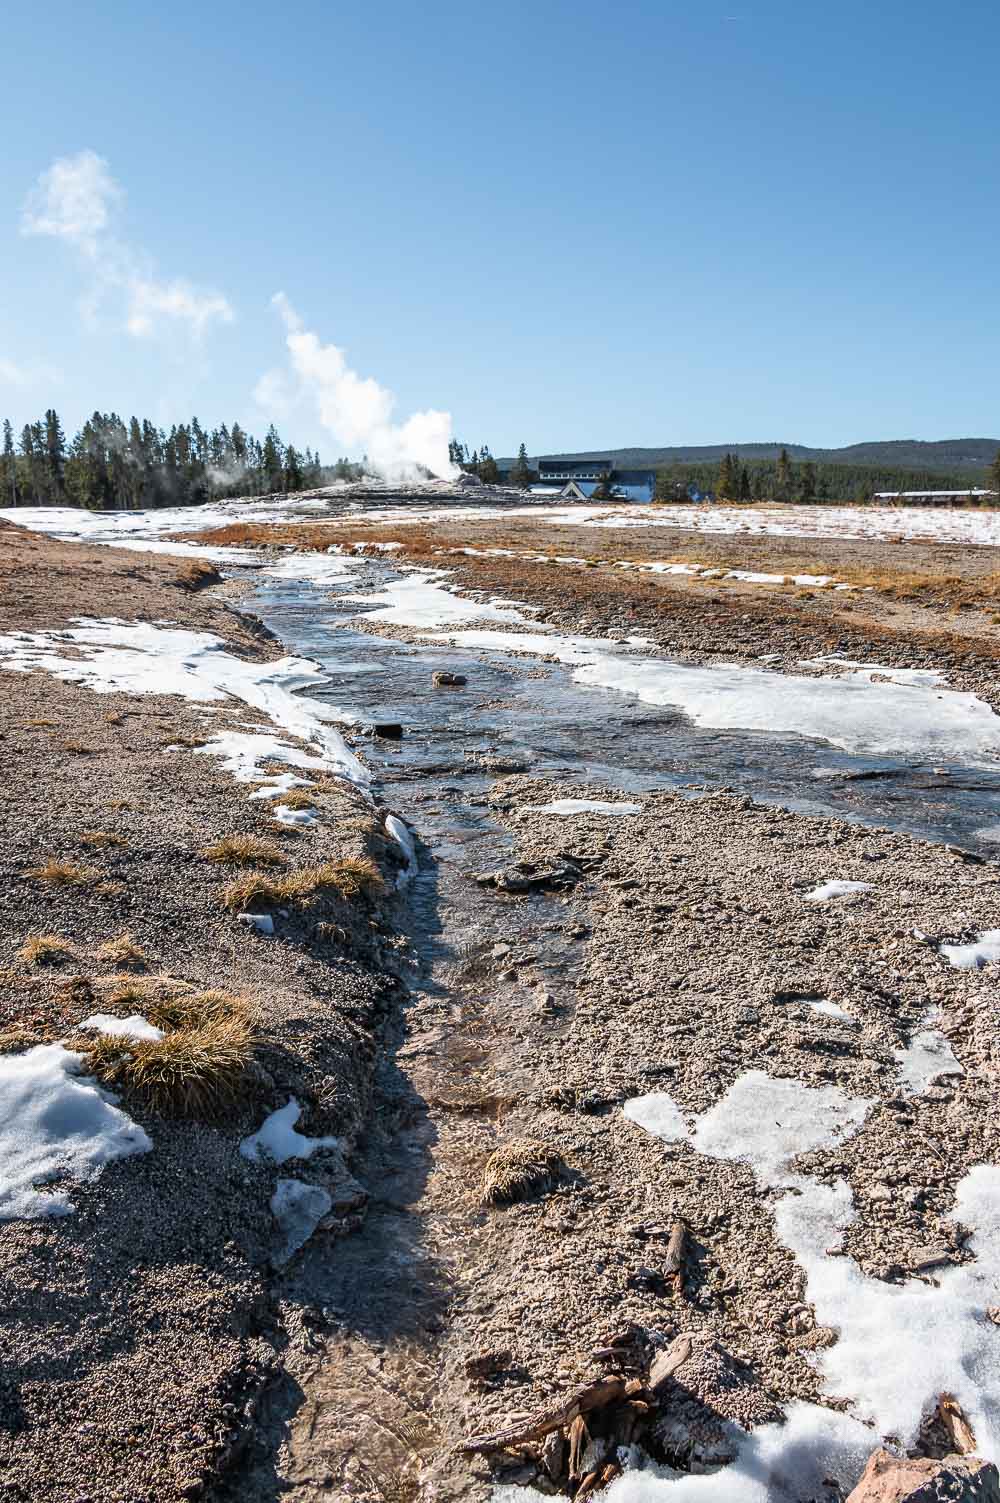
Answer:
xmin=422 ymin=625 xmax=1000 ymax=765
xmin=240 ymin=1098 xmax=340 ymax=1165
xmin=893 ymin=1024 xmax=964 ymax=1094
xmin=622 ymin=1092 xmax=689 ymax=1140
xmin=237 ymin=913 xmax=275 ymax=934
xmin=808 ymin=999 xmax=854 ymax=1021
xmin=976 ymin=824 xmax=1000 ymax=843
xmin=0 ymin=1043 xmax=152 ymax=1219
xmin=806 ymin=880 xmax=874 ymax=902
xmin=347 ymin=569 xmax=529 ymax=627
xmin=623 ymin=1071 xmax=1000 ymax=1467
xmin=80 ymin=1014 xmax=164 ymax=1042
xmin=535 ymin=798 xmax=643 ymax=816
xmin=270 ymin=1177 xmax=333 ymax=1263
xmin=273 ymin=804 xmax=318 ymax=826
xmin=802 ymin=657 xmax=946 ymax=688
xmin=940 ymin=929 xmax=1000 ymax=969
xmin=0 ymin=619 xmax=367 ymax=785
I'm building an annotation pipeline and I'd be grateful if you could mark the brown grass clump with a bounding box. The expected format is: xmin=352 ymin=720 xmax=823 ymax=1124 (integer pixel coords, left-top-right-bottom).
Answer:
xmin=18 ymin=934 xmax=76 ymax=967
xmin=62 ymin=740 xmax=93 ymax=754
xmin=480 ymin=1139 xmax=566 ymax=1205
xmin=24 ymin=858 xmax=101 ymax=888
xmin=83 ymin=1014 xmax=253 ymax=1119
xmin=274 ymin=789 xmax=318 ymax=811
xmin=219 ymin=857 xmax=383 ymax=913
xmin=80 ymin=830 xmax=127 ymax=849
xmin=201 ymin=834 xmax=288 ymax=868
xmin=173 ymin=558 xmax=221 ymax=590
xmin=97 ymin=933 xmax=149 ymax=968
xmin=147 ymin=988 xmax=252 ymax=1032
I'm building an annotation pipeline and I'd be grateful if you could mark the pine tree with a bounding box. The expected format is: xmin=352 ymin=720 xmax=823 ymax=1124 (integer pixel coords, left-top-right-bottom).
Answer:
xmin=990 ymin=449 xmax=1000 ymax=504
xmin=717 ymin=452 xmax=736 ymax=500
xmin=511 ymin=443 xmax=532 ymax=489
xmin=738 ymin=463 xmax=751 ymax=502
xmin=261 ymin=426 xmax=283 ymax=492
xmin=799 ymin=461 xmax=817 ymax=503
xmin=2 ymin=419 xmax=16 ymax=506
xmin=776 ymin=448 xmax=791 ymax=501
xmin=284 ymin=444 xmax=304 ymax=493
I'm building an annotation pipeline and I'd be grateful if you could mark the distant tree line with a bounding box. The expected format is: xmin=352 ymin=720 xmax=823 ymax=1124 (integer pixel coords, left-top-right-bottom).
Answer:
xmin=0 ymin=408 xmax=367 ymax=511
xmin=449 ymin=438 xmax=534 ymax=488
xmin=657 ymin=446 xmax=1000 ymax=505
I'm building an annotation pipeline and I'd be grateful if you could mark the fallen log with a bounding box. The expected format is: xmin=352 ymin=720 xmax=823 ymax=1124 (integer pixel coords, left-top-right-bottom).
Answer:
xmin=456 ymin=1375 xmax=628 ymax=1454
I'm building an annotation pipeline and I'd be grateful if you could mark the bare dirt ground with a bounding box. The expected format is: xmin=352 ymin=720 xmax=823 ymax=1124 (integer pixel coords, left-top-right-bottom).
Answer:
xmin=5 ymin=510 xmax=1000 ymax=1502
xmin=0 ymin=523 xmax=410 ymax=1501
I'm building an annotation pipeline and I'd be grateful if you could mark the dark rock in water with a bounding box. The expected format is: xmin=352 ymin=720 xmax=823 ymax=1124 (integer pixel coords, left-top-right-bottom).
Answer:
xmin=432 ymin=670 xmax=467 ymax=687
xmin=476 ymin=858 xmax=582 ymax=893
xmin=369 ymin=722 xmax=403 ymax=739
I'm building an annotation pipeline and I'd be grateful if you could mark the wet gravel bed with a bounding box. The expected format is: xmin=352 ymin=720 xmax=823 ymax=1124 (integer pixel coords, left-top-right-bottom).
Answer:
xmin=411 ymin=779 xmax=1000 ymax=1497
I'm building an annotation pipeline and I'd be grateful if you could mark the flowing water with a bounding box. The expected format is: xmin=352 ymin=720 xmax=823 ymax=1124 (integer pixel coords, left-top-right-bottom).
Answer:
xmin=232 ymin=558 xmax=1000 ymax=1499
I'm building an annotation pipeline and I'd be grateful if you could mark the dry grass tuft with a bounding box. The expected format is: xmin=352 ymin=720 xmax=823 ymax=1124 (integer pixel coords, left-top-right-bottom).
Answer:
xmin=97 ymin=933 xmax=149 ymax=968
xmin=80 ymin=830 xmax=127 ymax=849
xmin=62 ymin=740 xmax=93 ymax=754
xmin=274 ymin=789 xmax=318 ymax=811
xmin=147 ymin=988 xmax=252 ymax=1032
xmin=83 ymin=1014 xmax=253 ymax=1119
xmin=18 ymin=934 xmax=76 ymax=967
xmin=201 ymin=834 xmax=288 ymax=868
xmin=164 ymin=732 xmax=212 ymax=749
xmin=480 ymin=1139 xmax=566 ymax=1205
xmin=23 ymin=718 xmax=56 ymax=728
xmin=24 ymin=858 xmax=101 ymax=888
xmin=173 ymin=558 xmax=222 ymax=590
xmin=0 ymin=1027 xmax=58 ymax=1055
xmin=219 ymin=858 xmax=382 ymax=913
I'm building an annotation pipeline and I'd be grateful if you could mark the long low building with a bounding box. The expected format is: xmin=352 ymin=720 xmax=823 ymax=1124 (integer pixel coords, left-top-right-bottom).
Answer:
xmin=872 ymin=489 xmax=997 ymax=505
xmin=530 ymin=458 xmax=657 ymax=504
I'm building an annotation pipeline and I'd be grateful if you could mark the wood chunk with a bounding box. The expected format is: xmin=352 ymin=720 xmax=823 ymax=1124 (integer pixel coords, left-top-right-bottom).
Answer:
xmin=938 ymin=1392 xmax=976 ymax=1454
xmin=648 ymin=1334 xmax=693 ymax=1394
xmin=456 ymin=1374 xmax=628 ymax=1454
xmin=664 ymin=1218 xmax=689 ymax=1293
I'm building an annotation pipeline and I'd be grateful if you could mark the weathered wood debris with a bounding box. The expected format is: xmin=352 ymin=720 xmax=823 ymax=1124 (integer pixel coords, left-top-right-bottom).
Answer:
xmin=459 ymin=1334 xmax=994 ymax=1501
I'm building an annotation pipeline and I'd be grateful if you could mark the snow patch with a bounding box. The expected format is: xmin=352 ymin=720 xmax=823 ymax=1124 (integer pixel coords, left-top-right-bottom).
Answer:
xmin=80 ymin=1013 xmax=163 ymax=1042
xmin=0 ymin=1043 xmax=151 ymax=1219
xmin=805 ymin=880 xmax=874 ymax=902
xmin=240 ymin=1098 xmax=340 ymax=1165
xmin=0 ymin=619 xmax=367 ymax=786
xmin=940 ymin=929 xmax=1000 ymax=970
xmin=535 ymin=799 xmax=643 ymax=816
xmin=385 ymin=813 xmax=418 ymax=886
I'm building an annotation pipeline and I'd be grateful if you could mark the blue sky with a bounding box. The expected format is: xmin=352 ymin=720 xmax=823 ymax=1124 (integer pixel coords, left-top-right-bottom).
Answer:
xmin=2 ymin=0 xmax=998 ymax=463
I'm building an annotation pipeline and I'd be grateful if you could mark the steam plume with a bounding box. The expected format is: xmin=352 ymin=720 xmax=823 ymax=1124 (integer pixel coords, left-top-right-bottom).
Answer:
xmin=259 ymin=294 xmax=457 ymax=480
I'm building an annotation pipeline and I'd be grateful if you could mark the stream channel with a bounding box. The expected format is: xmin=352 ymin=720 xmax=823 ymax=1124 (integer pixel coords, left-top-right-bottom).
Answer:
xmin=228 ymin=551 xmax=1000 ymax=1500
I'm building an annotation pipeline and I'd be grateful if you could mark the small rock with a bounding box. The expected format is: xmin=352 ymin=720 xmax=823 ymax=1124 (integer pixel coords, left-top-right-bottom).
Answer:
xmin=845 ymin=1447 xmax=1000 ymax=1502
xmin=432 ymin=670 xmax=467 ymax=687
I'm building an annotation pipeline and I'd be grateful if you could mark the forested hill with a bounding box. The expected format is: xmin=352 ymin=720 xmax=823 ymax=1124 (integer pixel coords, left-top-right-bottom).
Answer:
xmin=0 ymin=408 xmax=363 ymax=510
xmin=512 ymin=439 xmax=1000 ymax=473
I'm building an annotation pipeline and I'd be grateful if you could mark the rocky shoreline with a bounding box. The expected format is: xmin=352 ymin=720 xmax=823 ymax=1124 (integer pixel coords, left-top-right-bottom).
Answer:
xmin=0 ymin=521 xmax=412 ymax=1500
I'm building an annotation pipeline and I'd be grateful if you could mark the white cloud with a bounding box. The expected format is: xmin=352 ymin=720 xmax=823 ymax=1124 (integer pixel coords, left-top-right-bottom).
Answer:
xmin=256 ymin=293 xmax=456 ymax=480
xmin=20 ymin=150 xmax=233 ymax=342
xmin=0 ymin=357 xmax=62 ymax=390
xmin=21 ymin=149 xmax=121 ymax=255
xmin=126 ymin=278 xmax=234 ymax=339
